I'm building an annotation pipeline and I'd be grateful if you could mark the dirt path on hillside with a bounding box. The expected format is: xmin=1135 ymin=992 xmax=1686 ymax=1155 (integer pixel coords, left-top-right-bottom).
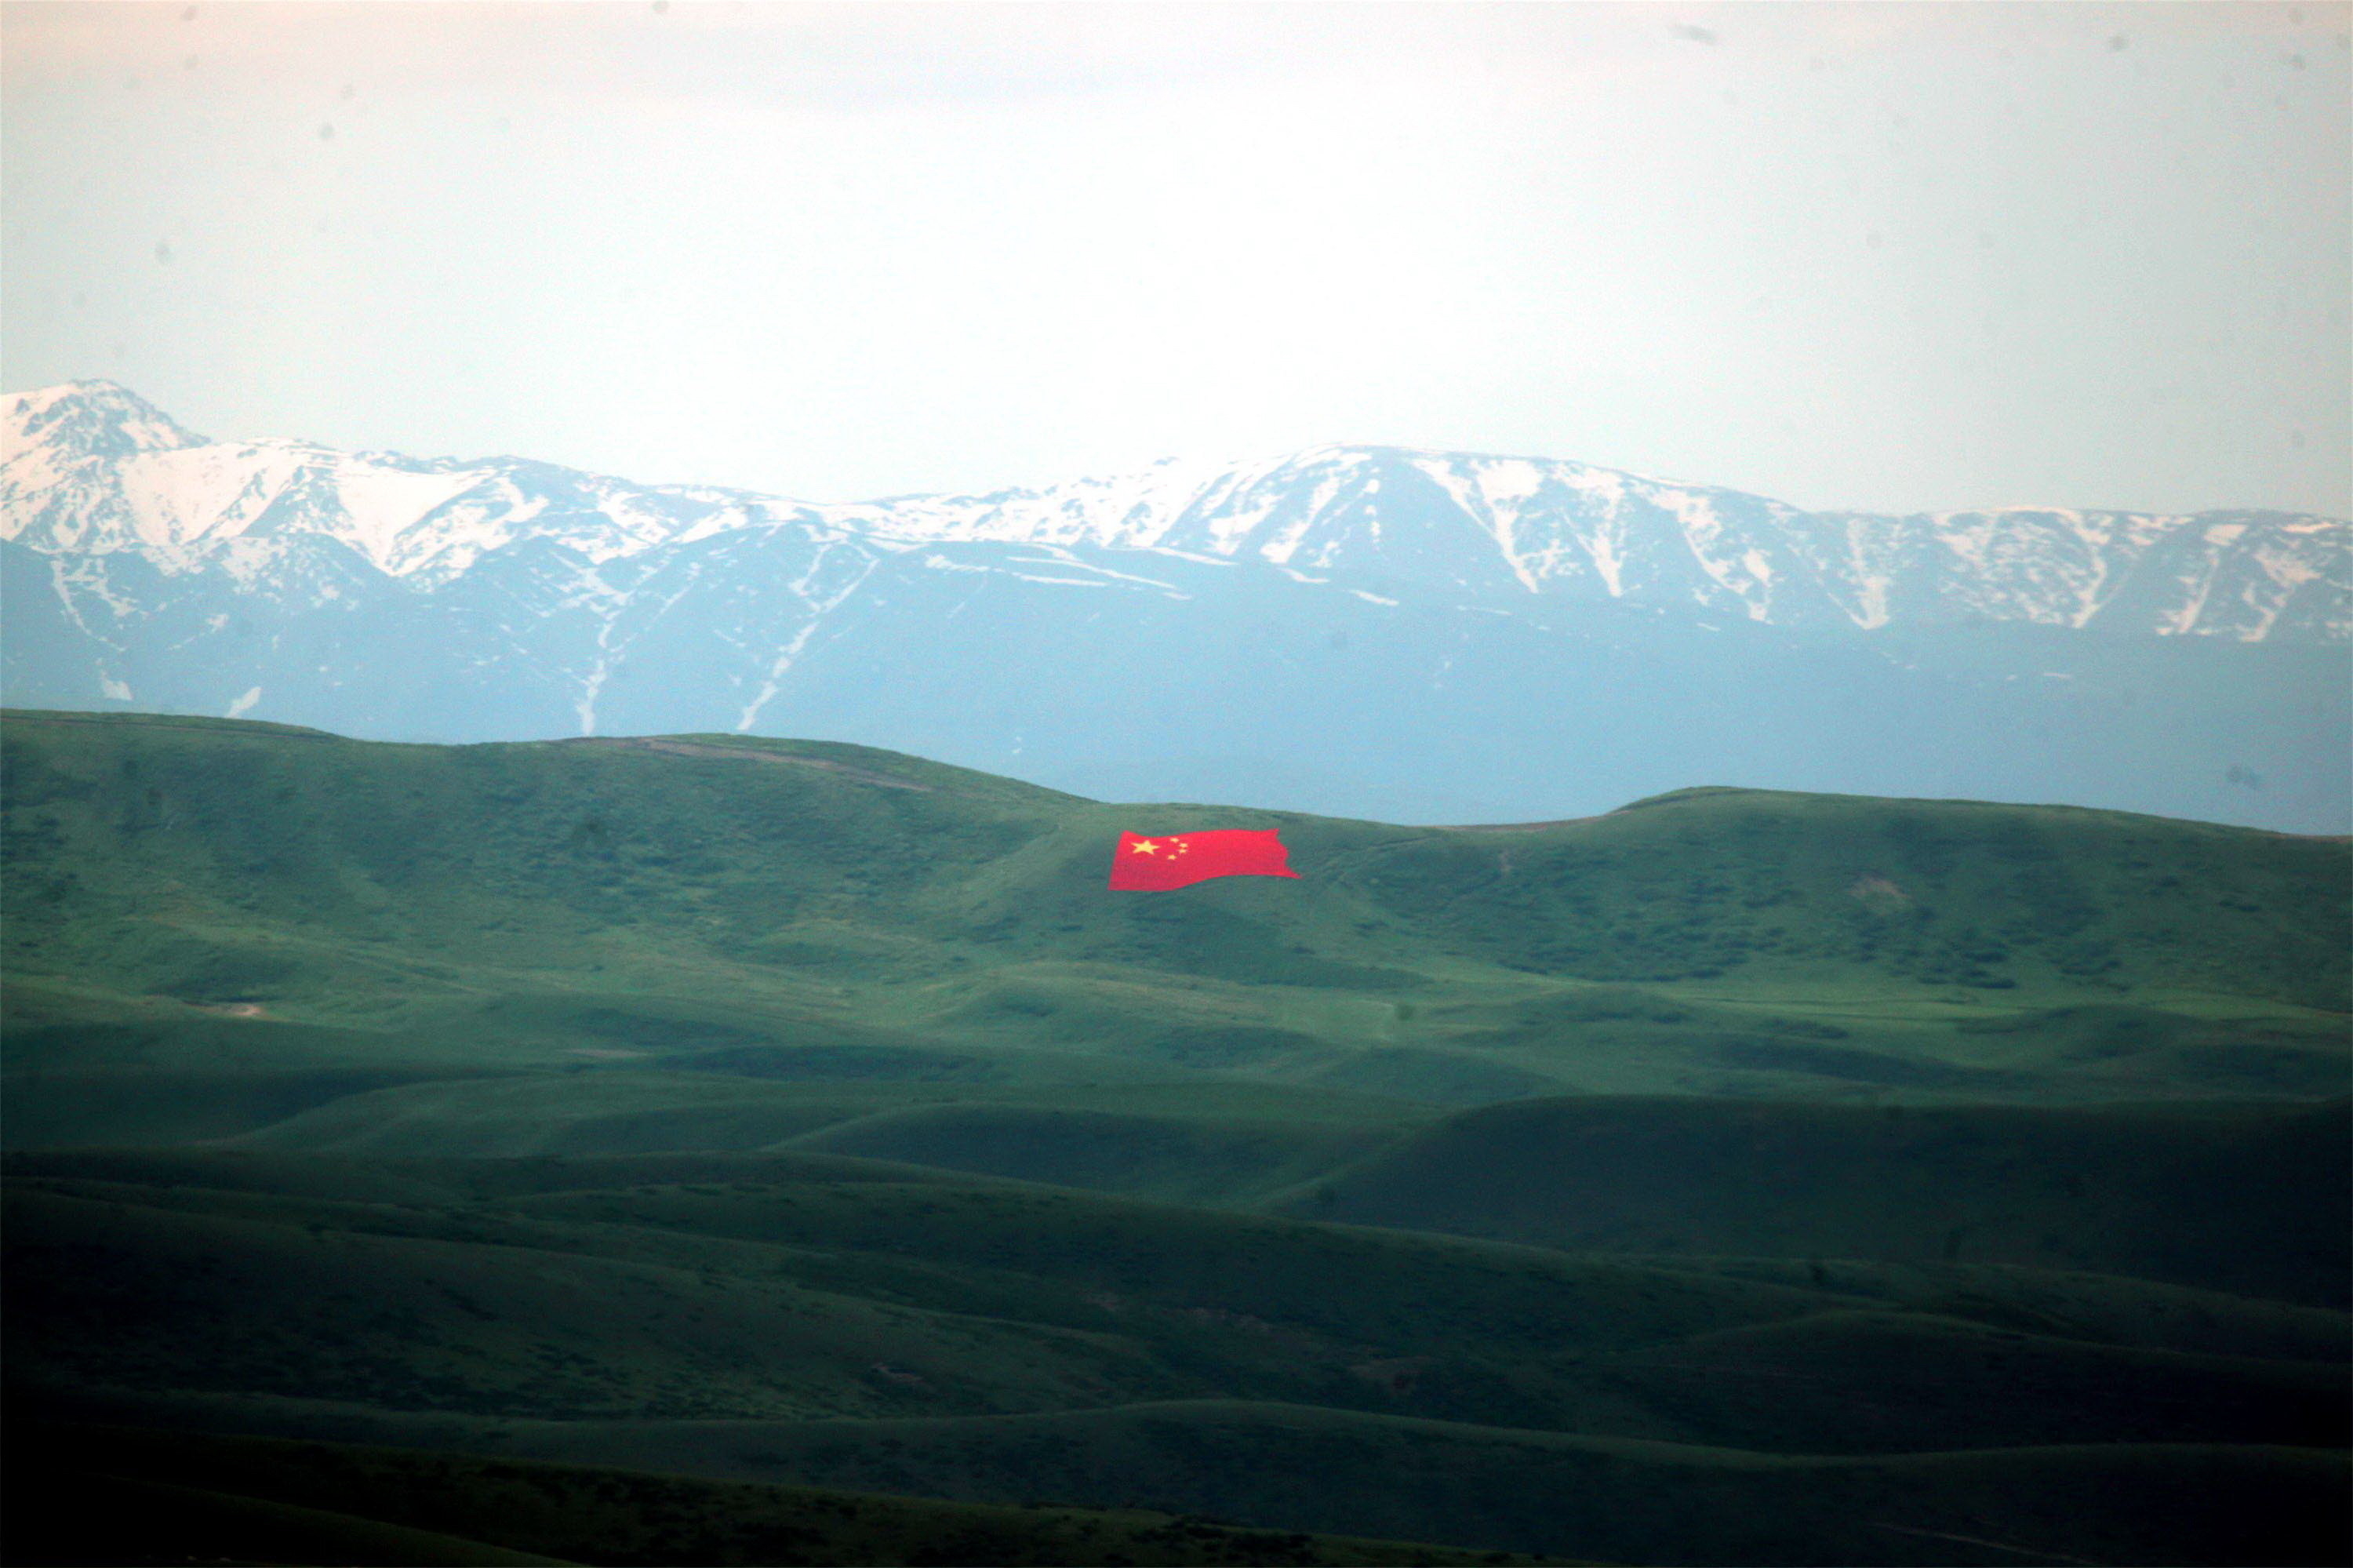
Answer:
xmin=565 ymin=737 xmax=934 ymax=791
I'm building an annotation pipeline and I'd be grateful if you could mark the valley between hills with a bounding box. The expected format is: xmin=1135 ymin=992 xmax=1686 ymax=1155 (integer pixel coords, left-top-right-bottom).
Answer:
xmin=2 ymin=708 xmax=2347 ymax=1565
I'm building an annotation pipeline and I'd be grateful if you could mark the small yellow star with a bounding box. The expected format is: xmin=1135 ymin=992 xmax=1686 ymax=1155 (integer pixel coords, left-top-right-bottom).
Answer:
xmin=1169 ymin=839 xmax=1190 ymax=855
xmin=1131 ymin=839 xmax=1159 ymax=855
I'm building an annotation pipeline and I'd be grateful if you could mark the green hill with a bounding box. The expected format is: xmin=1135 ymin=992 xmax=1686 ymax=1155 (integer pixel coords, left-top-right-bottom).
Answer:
xmin=5 ymin=1422 xmax=1555 ymax=1566
xmin=7 ymin=1140 xmax=2348 ymax=1528
xmin=9 ymin=1145 xmax=2349 ymax=1560
xmin=14 ymin=1396 xmax=2344 ymax=1566
xmin=4 ymin=709 xmax=2348 ymax=1563
xmin=1282 ymin=1094 xmax=2353 ymax=1306
xmin=4 ymin=708 xmax=2347 ymax=1147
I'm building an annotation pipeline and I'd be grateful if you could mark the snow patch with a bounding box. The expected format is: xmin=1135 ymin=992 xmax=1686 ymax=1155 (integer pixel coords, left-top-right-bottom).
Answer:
xmin=1845 ymin=516 xmax=1893 ymax=629
xmin=574 ymin=657 xmax=612 ymax=734
xmin=735 ymin=544 xmax=878 ymax=731
xmin=315 ymin=457 xmax=486 ymax=570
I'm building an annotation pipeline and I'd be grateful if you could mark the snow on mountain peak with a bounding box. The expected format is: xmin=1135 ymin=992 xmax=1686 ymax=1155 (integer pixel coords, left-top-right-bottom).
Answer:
xmin=2 ymin=380 xmax=203 ymax=460
xmin=2 ymin=383 xmax=2345 ymax=642
xmin=0 ymin=384 xmax=805 ymax=580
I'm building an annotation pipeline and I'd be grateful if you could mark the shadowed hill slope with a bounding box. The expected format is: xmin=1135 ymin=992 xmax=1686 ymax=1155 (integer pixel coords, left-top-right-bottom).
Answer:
xmin=4 ymin=1421 xmax=1560 ymax=1567
xmin=1278 ymin=1095 xmax=2353 ymax=1307
xmin=7 ymin=1146 xmax=2348 ymax=1563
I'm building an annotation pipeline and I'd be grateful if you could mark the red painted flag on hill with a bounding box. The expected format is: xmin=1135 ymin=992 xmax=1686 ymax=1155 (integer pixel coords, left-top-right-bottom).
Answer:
xmin=1108 ymin=829 xmax=1300 ymax=891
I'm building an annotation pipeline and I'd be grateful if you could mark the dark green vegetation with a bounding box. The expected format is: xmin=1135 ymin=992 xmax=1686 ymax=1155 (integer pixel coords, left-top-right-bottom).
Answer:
xmin=1292 ymin=1096 xmax=2353 ymax=1306
xmin=5 ymin=1423 xmax=1553 ymax=1566
xmin=3 ymin=709 xmax=2348 ymax=1564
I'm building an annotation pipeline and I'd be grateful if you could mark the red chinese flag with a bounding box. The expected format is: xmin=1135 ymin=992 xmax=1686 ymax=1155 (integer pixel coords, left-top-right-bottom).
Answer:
xmin=1108 ymin=829 xmax=1301 ymax=891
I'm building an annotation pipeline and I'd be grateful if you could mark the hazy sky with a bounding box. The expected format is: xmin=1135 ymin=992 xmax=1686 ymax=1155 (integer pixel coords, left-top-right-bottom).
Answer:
xmin=5 ymin=2 xmax=2348 ymax=515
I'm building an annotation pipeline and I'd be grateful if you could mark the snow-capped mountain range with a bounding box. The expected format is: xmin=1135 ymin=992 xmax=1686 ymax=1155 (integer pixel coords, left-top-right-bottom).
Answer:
xmin=5 ymin=380 xmax=2348 ymax=831
xmin=7 ymin=380 xmax=2344 ymax=641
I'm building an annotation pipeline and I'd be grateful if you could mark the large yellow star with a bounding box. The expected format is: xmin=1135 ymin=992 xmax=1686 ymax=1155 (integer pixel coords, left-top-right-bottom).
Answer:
xmin=1131 ymin=839 xmax=1160 ymax=855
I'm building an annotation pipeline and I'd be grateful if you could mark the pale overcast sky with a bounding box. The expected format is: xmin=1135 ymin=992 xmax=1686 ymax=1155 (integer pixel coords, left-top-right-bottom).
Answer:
xmin=4 ymin=2 xmax=2347 ymax=515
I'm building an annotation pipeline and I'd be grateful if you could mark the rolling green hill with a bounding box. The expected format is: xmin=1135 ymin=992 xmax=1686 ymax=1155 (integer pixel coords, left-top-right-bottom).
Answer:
xmin=3 ymin=709 xmax=2348 ymax=1563
xmin=4 ymin=708 xmax=2347 ymax=1144
xmin=1282 ymin=1094 xmax=2353 ymax=1306
xmin=5 ymin=1421 xmax=1556 ymax=1567
xmin=7 ymin=1146 xmax=2348 ymax=1562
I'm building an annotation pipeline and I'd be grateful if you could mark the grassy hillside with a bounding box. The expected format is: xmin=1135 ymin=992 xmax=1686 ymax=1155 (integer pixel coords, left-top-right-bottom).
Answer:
xmin=5 ymin=1422 xmax=1555 ymax=1566
xmin=450 ymin=1406 xmax=2350 ymax=1568
xmin=3 ymin=709 xmax=2348 ymax=1152
xmin=1285 ymin=1094 xmax=2353 ymax=1306
xmin=7 ymin=1145 xmax=2349 ymax=1561
xmin=15 ymin=1396 xmax=2344 ymax=1567
xmin=4 ymin=710 xmax=2348 ymax=1563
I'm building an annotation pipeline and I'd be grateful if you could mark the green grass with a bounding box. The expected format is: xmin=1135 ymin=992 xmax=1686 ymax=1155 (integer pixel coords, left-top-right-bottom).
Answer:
xmin=7 ymin=1422 xmax=1557 ymax=1566
xmin=16 ymin=1397 xmax=2343 ymax=1566
xmin=489 ymin=1404 xmax=2343 ymax=1567
xmin=4 ymin=709 xmax=2348 ymax=1563
xmin=5 ymin=1469 xmax=572 ymax=1566
xmin=786 ymin=1103 xmax=1402 ymax=1206
xmin=5 ymin=709 xmax=2346 ymax=1137
xmin=1284 ymin=1094 xmax=2353 ymax=1307
xmin=8 ymin=1145 xmax=2344 ymax=1461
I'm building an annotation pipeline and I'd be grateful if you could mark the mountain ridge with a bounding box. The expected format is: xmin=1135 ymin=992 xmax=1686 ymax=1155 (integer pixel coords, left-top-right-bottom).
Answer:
xmin=7 ymin=381 xmax=2348 ymax=835
xmin=8 ymin=380 xmax=2344 ymax=640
